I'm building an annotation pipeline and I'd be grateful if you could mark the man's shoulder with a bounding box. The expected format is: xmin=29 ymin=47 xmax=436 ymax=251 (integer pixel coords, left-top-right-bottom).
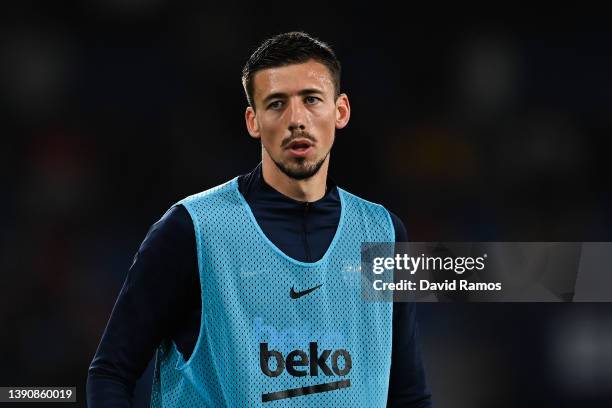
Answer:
xmin=336 ymin=186 xmax=388 ymax=211
xmin=178 ymin=177 xmax=239 ymax=207
xmin=336 ymin=186 xmax=407 ymax=242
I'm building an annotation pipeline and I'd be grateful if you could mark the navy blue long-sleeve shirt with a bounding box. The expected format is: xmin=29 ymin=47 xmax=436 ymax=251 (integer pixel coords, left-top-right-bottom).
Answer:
xmin=87 ymin=164 xmax=431 ymax=407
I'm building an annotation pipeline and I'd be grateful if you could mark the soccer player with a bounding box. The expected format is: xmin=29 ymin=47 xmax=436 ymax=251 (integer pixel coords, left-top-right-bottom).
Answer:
xmin=87 ymin=31 xmax=431 ymax=407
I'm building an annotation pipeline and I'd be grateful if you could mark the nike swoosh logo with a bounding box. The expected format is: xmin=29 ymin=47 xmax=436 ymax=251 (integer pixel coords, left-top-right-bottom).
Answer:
xmin=290 ymin=284 xmax=323 ymax=299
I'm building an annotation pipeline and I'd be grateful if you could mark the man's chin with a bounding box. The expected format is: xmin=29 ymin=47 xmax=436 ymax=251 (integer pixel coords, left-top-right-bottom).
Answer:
xmin=274 ymin=158 xmax=326 ymax=181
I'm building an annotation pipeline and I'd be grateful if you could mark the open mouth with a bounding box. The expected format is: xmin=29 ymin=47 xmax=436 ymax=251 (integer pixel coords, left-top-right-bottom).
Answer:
xmin=288 ymin=140 xmax=313 ymax=151
xmin=286 ymin=139 xmax=314 ymax=157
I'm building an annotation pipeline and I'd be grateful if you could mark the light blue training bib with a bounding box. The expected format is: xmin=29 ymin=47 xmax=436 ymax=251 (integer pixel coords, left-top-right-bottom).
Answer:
xmin=151 ymin=177 xmax=395 ymax=407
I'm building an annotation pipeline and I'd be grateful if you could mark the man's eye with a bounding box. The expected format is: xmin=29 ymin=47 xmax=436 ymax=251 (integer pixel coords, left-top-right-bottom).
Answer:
xmin=268 ymin=101 xmax=283 ymax=110
xmin=305 ymin=96 xmax=320 ymax=104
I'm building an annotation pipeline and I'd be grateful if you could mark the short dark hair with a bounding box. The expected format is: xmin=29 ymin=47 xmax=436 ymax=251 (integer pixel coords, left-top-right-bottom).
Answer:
xmin=242 ymin=31 xmax=341 ymax=109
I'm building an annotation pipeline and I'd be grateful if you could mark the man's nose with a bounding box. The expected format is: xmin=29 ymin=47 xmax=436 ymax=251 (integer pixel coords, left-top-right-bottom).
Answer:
xmin=287 ymin=98 xmax=306 ymax=132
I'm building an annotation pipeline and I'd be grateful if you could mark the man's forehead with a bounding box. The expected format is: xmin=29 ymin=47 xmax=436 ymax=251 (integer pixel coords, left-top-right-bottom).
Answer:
xmin=253 ymin=60 xmax=334 ymax=99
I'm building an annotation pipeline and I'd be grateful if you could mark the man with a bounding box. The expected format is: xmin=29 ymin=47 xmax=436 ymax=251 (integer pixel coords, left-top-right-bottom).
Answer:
xmin=88 ymin=31 xmax=431 ymax=407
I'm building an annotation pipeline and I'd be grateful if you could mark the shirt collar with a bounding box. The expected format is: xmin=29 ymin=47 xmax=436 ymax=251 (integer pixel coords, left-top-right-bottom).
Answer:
xmin=241 ymin=162 xmax=338 ymax=205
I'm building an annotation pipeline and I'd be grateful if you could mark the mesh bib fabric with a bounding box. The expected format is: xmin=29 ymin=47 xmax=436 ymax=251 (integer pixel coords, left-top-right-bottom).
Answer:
xmin=151 ymin=177 xmax=395 ymax=407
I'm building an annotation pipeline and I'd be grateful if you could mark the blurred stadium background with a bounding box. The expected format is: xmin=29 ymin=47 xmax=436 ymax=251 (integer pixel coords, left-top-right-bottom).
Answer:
xmin=1 ymin=3 xmax=611 ymax=407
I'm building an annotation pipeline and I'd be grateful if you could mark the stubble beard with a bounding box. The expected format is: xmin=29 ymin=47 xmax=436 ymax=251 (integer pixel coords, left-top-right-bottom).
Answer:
xmin=265 ymin=145 xmax=331 ymax=181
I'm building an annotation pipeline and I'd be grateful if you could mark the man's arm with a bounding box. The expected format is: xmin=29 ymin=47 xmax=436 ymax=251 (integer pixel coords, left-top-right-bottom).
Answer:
xmin=87 ymin=205 xmax=199 ymax=407
xmin=387 ymin=212 xmax=432 ymax=408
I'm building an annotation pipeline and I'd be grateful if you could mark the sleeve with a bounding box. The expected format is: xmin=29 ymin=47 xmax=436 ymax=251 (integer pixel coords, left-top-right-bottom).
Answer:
xmin=387 ymin=211 xmax=433 ymax=407
xmin=86 ymin=205 xmax=199 ymax=408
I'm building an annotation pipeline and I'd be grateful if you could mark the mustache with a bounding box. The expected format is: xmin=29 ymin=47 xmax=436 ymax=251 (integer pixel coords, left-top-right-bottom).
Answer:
xmin=281 ymin=131 xmax=316 ymax=149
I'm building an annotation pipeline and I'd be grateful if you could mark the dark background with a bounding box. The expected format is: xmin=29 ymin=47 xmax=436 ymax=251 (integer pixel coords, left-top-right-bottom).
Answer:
xmin=1 ymin=3 xmax=611 ymax=407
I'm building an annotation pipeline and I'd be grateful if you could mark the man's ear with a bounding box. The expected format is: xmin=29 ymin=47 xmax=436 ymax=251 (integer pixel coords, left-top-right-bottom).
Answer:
xmin=245 ymin=106 xmax=260 ymax=139
xmin=335 ymin=93 xmax=351 ymax=129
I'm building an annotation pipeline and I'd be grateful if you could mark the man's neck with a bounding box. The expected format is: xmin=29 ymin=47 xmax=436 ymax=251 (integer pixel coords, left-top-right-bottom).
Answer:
xmin=261 ymin=154 xmax=328 ymax=203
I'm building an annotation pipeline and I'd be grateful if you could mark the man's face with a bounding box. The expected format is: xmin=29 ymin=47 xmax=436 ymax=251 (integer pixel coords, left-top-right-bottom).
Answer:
xmin=245 ymin=60 xmax=350 ymax=180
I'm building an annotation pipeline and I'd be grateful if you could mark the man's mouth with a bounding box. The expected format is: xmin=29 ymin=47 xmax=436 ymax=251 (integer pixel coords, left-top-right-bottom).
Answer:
xmin=288 ymin=139 xmax=312 ymax=150
xmin=286 ymin=139 xmax=314 ymax=157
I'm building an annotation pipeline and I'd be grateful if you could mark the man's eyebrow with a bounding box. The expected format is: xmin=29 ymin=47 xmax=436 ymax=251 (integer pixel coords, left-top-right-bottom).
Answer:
xmin=262 ymin=88 xmax=325 ymax=104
